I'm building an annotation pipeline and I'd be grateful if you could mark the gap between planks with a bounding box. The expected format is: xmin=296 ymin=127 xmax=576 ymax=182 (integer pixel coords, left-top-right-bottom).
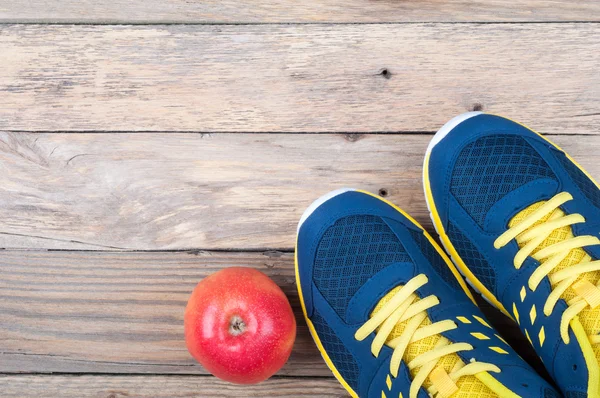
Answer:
xmin=2 ymin=21 xmax=600 ymax=26
xmin=0 ymin=131 xmax=598 ymax=136
xmin=0 ymin=0 xmax=599 ymax=24
xmin=0 ymin=374 xmax=346 ymax=397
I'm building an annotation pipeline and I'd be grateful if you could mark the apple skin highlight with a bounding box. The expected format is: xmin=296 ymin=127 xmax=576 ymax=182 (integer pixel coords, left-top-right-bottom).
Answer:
xmin=185 ymin=267 xmax=296 ymax=384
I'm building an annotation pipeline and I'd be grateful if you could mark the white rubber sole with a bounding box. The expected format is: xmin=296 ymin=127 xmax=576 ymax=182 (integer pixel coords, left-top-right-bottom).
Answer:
xmin=424 ymin=111 xmax=483 ymax=159
xmin=422 ymin=112 xmax=497 ymax=307
xmin=297 ymin=188 xmax=356 ymax=233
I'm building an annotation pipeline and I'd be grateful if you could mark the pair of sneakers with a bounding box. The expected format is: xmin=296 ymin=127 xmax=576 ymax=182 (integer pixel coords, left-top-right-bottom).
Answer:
xmin=296 ymin=112 xmax=600 ymax=398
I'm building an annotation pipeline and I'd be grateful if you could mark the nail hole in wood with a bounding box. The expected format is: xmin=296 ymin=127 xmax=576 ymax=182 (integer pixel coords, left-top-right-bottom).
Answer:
xmin=379 ymin=68 xmax=391 ymax=79
xmin=472 ymin=103 xmax=483 ymax=112
xmin=378 ymin=188 xmax=388 ymax=197
xmin=343 ymin=133 xmax=364 ymax=142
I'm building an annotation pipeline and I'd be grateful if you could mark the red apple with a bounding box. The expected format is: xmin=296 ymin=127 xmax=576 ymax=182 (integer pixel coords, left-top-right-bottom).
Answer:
xmin=184 ymin=267 xmax=296 ymax=384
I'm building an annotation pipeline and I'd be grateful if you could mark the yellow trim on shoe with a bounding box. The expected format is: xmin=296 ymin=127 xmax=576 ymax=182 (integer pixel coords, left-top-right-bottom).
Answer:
xmin=571 ymin=317 xmax=600 ymax=397
xmin=495 ymin=114 xmax=600 ymax=397
xmin=423 ymin=113 xmax=600 ymax=396
xmin=295 ymin=190 xmax=486 ymax=397
xmin=294 ymin=245 xmax=359 ymax=398
xmin=423 ymin=151 xmax=512 ymax=318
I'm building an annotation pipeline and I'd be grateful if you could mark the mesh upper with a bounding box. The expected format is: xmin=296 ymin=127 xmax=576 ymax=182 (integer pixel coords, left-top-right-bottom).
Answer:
xmin=310 ymin=310 xmax=360 ymax=390
xmin=555 ymin=151 xmax=600 ymax=208
xmin=313 ymin=215 xmax=411 ymax=317
xmin=311 ymin=216 xmax=500 ymax=397
xmin=565 ymin=392 xmax=587 ymax=398
xmin=450 ymin=135 xmax=555 ymax=226
xmin=408 ymin=229 xmax=461 ymax=291
xmin=447 ymin=222 xmax=496 ymax=288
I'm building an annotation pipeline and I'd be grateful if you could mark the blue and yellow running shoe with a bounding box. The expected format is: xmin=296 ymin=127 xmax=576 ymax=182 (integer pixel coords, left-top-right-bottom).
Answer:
xmin=424 ymin=112 xmax=600 ymax=397
xmin=296 ymin=189 xmax=557 ymax=398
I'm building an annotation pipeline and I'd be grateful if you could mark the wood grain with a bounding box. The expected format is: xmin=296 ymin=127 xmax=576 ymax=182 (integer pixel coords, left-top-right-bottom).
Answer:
xmin=0 ymin=375 xmax=346 ymax=397
xmin=0 ymin=250 xmax=535 ymax=377
xmin=0 ymin=24 xmax=598 ymax=133
xmin=0 ymin=250 xmax=328 ymax=375
xmin=2 ymin=132 xmax=600 ymax=250
xmin=1 ymin=1 xmax=599 ymax=23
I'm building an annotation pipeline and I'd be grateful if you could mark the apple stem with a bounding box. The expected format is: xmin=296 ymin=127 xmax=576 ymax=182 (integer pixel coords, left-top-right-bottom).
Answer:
xmin=229 ymin=315 xmax=247 ymax=336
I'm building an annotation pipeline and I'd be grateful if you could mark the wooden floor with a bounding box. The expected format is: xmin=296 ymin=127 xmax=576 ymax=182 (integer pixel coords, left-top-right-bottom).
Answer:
xmin=1 ymin=2 xmax=599 ymax=397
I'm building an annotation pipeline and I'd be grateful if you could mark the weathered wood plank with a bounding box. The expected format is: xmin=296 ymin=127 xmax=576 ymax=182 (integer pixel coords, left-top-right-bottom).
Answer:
xmin=0 ymin=24 xmax=598 ymax=133
xmin=1 ymin=0 xmax=599 ymax=23
xmin=0 ymin=375 xmax=345 ymax=397
xmin=0 ymin=250 xmax=535 ymax=377
xmin=2 ymin=133 xmax=600 ymax=250
xmin=0 ymin=250 xmax=326 ymax=375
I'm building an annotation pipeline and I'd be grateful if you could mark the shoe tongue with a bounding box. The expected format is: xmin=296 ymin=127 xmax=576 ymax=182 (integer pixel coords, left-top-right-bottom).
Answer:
xmin=371 ymin=287 xmax=494 ymax=396
xmin=510 ymin=202 xmax=600 ymax=360
xmin=483 ymin=179 xmax=558 ymax=234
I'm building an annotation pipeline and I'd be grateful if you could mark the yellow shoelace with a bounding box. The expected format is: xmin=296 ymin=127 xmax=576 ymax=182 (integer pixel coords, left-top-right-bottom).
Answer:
xmin=495 ymin=191 xmax=600 ymax=344
xmin=354 ymin=274 xmax=499 ymax=398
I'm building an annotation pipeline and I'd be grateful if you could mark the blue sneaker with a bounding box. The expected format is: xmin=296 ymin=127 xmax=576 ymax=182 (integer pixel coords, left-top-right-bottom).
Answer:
xmin=424 ymin=112 xmax=600 ymax=397
xmin=295 ymin=189 xmax=557 ymax=398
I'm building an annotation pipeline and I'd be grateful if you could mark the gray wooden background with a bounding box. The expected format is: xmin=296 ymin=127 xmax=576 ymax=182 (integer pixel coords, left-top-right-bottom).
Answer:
xmin=1 ymin=1 xmax=599 ymax=397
